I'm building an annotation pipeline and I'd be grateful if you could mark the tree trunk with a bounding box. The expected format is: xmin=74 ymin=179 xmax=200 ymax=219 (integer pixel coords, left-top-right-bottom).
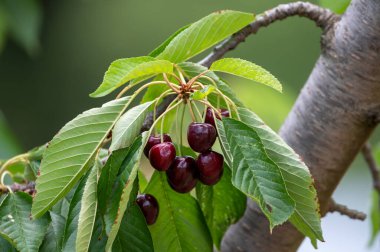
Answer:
xmin=221 ymin=0 xmax=380 ymax=251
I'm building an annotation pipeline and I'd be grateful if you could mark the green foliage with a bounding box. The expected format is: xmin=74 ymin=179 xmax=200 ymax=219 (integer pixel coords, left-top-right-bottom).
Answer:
xmin=145 ymin=172 xmax=213 ymax=252
xmin=196 ymin=166 xmax=246 ymax=249
xmin=110 ymin=101 xmax=153 ymax=151
xmin=76 ymin=161 xmax=101 ymax=252
xmin=210 ymin=58 xmax=282 ymax=92
xmin=105 ymin=133 xmax=148 ymax=251
xmin=221 ymin=117 xmax=295 ymax=228
xmin=32 ymin=97 xmax=132 ymax=218
xmin=191 ymin=85 xmax=216 ymax=100
xmin=112 ymin=179 xmax=154 ymax=252
xmin=156 ymin=10 xmax=254 ymax=62
xmin=90 ymin=57 xmax=173 ymax=97
xmin=0 ymin=192 xmax=49 ymax=252
xmin=237 ymin=107 xmax=323 ymax=246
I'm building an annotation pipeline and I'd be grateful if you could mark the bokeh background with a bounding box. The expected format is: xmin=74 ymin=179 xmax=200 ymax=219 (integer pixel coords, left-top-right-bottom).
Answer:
xmin=0 ymin=0 xmax=378 ymax=251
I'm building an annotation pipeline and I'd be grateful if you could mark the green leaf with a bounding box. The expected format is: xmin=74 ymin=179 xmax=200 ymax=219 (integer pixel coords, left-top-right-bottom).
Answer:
xmin=210 ymin=58 xmax=282 ymax=92
xmin=24 ymin=161 xmax=39 ymax=181
xmin=61 ymin=175 xmax=90 ymax=252
xmin=97 ymin=147 xmax=130 ymax=216
xmin=110 ymin=101 xmax=153 ymax=151
xmin=191 ymin=85 xmax=216 ymax=100
xmin=105 ymin=133 xmax=148 ymax=251
xmin=49 ymin=211 xmax=66 ymax=250
xmin=0 ymin=192 xmax=49 ymax=252
xmin=145 ymin=171 xmax=213 ymax=252
xmin=369 ymin=190 xmax=380 ymax=246
xmin=221 ymin=117 xmax=295 ymax=228
xmin=178 ymin=62 xmax=244 ymax=107
xmin=156 ymin=11 xmax=254 ymax=63
xmin=138 ymin=171 xmax=148 ymax=192
xmin=76 ymin=160 xmax=101 ymax=252
xmin=0 ymin=235 xmax=16 ymax=252
xmin=90 ymin=57 xmax=173 ymax=97
xmin=196 ymin=165 xmax=246 ymax=249
xmin=32 ymin=96 xmax=132 ymax=218
xmin=237 ymin=107 xmax=323 ymax=244
xmin=112 ymin=178 xmax=154 ymax=252
xmin=215 ymin=120 xmax=232 ymax=168
xmin=149 ymin=24 xmax=191 ymax=57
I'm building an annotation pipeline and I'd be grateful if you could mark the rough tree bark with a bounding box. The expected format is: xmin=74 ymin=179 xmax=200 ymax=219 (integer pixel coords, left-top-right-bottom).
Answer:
xmin=221 ymin=0 xmax=380 ymax=251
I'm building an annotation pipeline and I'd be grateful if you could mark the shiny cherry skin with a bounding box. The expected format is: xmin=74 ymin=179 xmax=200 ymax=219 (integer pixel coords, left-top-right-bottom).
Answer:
xmin=166 ymin=156 xmax=198 ymax=193
xmin=187 ymin=122 xmax=217 ymax=153
xmin=196 ymin=151 xmax=224 ymax=185
xmin=149 ymin=142 xmax=176 ymax=171
xmin=204 ymin=107 xmax=230 ymax=127
xmin=136 ymin=194 xmax=159 ymax=225
xmin=144 ymin=134 xmax=172 ymax=158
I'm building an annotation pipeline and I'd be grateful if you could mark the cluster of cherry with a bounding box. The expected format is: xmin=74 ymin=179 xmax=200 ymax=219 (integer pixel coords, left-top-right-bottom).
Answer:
xmin=136 ymin=107 xmax=229 ymax=225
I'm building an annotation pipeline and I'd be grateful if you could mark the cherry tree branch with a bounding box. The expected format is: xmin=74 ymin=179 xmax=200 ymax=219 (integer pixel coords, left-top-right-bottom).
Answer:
xmin=199 ymin=1 xmax=339 ymax=67
xmin=328 ymin=199 xmax=367 ymax=221
xmin=0 ymin=182 xmax=36 ymax=195
xmin=361 ymin=142 xmax=380 ymax=192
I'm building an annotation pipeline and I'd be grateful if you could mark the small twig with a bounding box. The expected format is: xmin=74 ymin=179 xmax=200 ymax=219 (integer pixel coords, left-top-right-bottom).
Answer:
xmin=0 ymin=182 xmax=36 ymax=196
xmin=361 ymin=142 xmax=380 ymax=193
xmin=328 ymin=199 xmax=366 ymax=221
xmin=199 ymin=1 xmax=339 ymax=67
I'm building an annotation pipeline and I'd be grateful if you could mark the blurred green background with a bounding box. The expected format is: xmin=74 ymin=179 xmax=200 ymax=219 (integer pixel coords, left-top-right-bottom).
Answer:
xmin=1 ymin=0 xmax=378 ymax=251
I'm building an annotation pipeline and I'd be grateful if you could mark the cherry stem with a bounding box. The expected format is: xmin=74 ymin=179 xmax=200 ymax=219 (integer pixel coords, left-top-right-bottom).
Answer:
xmin=175 ymin=66 xmax=187 ymax=85
xmin=196 ymin=100 xmax=222 ymax=118
xmin=149 ymin=97 xmax=181 ymax=138
xmin=163 ymin=73 xmax=181 ymax=93
xmin=167 ymin=72 xmax=183 ymax=85
xmin=187 ymin=101 xmax=197 ymax=122
xmin=153 ymin=90 xmax=176 ymax=134
xmin=179 ymin=103 xmax=186 ymax=156
xmin=116 ymin=80 xmax=167 ymax=99
xmin=187 ymin=70 xmax=209 ymax=89
xmin=192 ymin=101 xmax=203 ymax=121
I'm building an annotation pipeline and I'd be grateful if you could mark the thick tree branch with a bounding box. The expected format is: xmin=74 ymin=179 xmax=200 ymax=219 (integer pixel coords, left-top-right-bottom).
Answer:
xmin=199 ymin=1 xmax=338 ymax=67
xmin=328 ymin=199 xmax=366 ymax=221
xmin=0 ymin=182 xmax=35 ymax=195
xmin=361 ymin=142 xmax=380 ymax=192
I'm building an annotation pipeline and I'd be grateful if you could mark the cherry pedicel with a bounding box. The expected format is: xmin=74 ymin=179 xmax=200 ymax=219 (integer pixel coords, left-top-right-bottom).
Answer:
xmin=144 ymin=134 xmax=172 ymax=158
xmin=204 ymin=107 xmax=230 ymax=128
xmin=196 ymin=150 xmax=224 ymax=185
xmin=166 ymin=156 xmax=198 ymax=193
xmin=136 ymin=194 xmax=159 ymax=225
xmin=149 ymin=142 xmax=176 ymax=171
xmin=187 ymin=122 xmax=217 ymax=153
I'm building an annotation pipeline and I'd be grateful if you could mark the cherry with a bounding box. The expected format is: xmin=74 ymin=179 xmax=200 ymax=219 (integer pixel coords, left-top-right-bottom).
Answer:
xmin=149 ymin=142 xmax=176 ymax=171
xmin=196 ymin=151 xmax=224 ymax=185
xmin=166 ymin=156 xmax=197 ymax=193
xmin=144 ymin=134 xmax=172 ymax=158
xmin=136 ymin=194 xmax=159 ymax=225
xmin=205 ymin=107 xmax=230 ymax=128
xmin=187 ymin=122 xmax=217 ymax=153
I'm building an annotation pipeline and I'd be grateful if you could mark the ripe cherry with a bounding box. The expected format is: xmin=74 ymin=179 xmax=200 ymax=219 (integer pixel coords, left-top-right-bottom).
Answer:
xmin=196 ymin=151 xmax=224 ymax=185
xmin=166 ymin=156 xmax=197 ymax=193
xmin=149 ymin=142 xmax=176 ymax=171
xmin=205 ymin=107 xmax=230 ymax=128
xmin=144 ymin=134 xmax=172 ymax=158
xmin=187 ymin=122 xmax=217 ymax=153
xmin=136 ymin=194 xmax=159 ymax=225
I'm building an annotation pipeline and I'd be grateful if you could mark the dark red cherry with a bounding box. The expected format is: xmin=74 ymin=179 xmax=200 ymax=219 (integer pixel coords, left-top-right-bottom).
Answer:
xmin=187 ymin=122 xmax=217 ymax=153
xmin=149 ymin=142 xmax=176 ymax=171
xmin=136 ymin=194 xmax=159 ymax=225
xmin=144 ymin=134 xmax=172 ymax=157
xmin=166 ymin=156 xmax=197 ymax=193
xmin=204 ymin=107 xmax=230 ymax=127
xmin=196 ymin=151 xmax=224 ymax=185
